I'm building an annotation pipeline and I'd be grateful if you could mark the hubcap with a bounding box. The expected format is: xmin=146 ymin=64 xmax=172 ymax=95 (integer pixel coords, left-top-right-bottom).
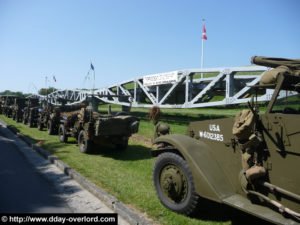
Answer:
xmin=160 ymin=164 xmax=188 ymax=204
xmin=79 ymin=134 xmax=85 ymax=149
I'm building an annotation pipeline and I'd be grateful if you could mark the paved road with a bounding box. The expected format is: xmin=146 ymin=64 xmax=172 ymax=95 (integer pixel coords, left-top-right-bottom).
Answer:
xmin=0 ymin=134 xmax=72 ymax=213
xmin=0 ymin=120 xmax=129 ymax=224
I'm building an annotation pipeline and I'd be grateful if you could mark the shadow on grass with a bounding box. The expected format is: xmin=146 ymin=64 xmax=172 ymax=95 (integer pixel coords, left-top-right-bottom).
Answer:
xmin=190 ymin=197 xmax=273 ymax=225
xmin=90 ymin=144 xmax=152 ymax=161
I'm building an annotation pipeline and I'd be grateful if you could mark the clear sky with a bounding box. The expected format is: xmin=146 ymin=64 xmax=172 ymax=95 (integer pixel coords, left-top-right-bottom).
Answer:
xmin=0 ymin=0 xmax=299 ymax=93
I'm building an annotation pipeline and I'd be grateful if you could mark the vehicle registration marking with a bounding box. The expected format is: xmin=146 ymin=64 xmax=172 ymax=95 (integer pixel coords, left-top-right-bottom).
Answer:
xmin=199 ymin=124 xmax=224 ymax=142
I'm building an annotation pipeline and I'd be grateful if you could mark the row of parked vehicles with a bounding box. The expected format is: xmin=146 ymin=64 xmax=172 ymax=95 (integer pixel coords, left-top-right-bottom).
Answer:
xmin=0 ymin=96 xmax=140 ymax=153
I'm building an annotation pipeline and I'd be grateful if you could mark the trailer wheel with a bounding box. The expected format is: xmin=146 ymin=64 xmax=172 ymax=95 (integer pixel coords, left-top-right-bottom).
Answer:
xmin=58 ymin=124 xmax=68 ymax=143
xmin=153 ymin=152 xmax=199 ymax=216
xmin=78 ymin=130 xmax=92 ymax=153
xmin=115 ymin=139 xmax=128 ymax=151
xmin=47 ymin=120 xmax=54 ymax=135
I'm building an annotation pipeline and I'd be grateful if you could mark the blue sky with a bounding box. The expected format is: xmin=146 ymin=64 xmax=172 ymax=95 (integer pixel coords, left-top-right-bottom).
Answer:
xmin=0 ymin=0 xmax=299 ymax=93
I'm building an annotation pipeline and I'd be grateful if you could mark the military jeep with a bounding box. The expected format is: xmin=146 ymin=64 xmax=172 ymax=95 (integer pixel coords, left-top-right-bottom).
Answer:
xmin=151 ymin=56 xmax=300 ymax=225
xmin=22 ymin=98 xmax=40 ymax=127
xmin=58 ymin=107 xmax=140 ymax=153
xmin=2 ymin=96 xmax=15 ymax=118
xmin=37 ymin=99 xmax=85 ymax=134
xmin=37 ymin=102 xmax=54 ymax=132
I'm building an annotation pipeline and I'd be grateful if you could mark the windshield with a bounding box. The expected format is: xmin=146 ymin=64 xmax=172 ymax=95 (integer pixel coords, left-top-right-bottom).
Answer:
xmin=271 ymin=91 xmax=300 ymax=114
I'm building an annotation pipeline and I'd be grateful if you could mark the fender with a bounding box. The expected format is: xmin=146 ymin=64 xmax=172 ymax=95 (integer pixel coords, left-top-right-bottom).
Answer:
xmin=153 ymin=134 xmax=235 ymax=203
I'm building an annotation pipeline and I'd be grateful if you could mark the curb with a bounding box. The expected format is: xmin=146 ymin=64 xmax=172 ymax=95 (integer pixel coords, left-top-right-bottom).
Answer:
xmin=2 ymin=122 xmax=153 ymax=225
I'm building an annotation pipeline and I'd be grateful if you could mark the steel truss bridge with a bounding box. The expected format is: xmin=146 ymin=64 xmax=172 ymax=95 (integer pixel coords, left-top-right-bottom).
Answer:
xmin=33 ymin=66 xmax=274 ymax=108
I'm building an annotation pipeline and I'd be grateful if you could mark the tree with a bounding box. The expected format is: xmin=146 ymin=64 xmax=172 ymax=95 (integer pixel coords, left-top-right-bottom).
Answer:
xmin=0 ymin=90 xmax=26 ymax=97
xmin=38 ymin=87 xmax=57 ymax=96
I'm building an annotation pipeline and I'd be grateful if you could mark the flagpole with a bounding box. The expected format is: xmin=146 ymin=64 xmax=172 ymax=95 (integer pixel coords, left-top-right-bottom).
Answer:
xmin=201 ymin=19 xmax=205 ymax=79
xmin=201 ymin=37 xmax=204 ymax=78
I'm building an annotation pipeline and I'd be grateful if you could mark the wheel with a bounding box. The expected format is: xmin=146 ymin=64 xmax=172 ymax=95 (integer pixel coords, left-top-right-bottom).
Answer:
xmin=22 ymin=116 xmax=27 ymax=124
xmin=47 ymin=120 xmax=54 ymax=135
xmin=78 ymin=130 xmax=92 ymax=153
xmin=38 ymin=122 xmax=43 ymax=131
xmin=115 ymin=139 xmax=128 ymax=151
xmin=58 ymin=124 xmax=68 ymax=143
xmin=29 ymin=118 xmax=34 ymax=128
xmin=153 ymin=152 xmax=199 ymax=216
xmin=12 ymin=114 xmax=16 ymax=121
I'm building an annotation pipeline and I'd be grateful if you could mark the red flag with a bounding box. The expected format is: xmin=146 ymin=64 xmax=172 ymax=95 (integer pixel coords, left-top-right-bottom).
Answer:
xmin=202 ymin=21 xmax=207 ymax=40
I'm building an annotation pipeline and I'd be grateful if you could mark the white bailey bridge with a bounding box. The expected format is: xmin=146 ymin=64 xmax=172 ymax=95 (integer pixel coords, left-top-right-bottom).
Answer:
xmin=33 ymin=66 xmax=274 ymax=108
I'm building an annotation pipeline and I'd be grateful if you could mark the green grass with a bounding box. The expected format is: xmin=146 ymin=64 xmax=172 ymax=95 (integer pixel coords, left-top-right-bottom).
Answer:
xmin=99 ymin=105 xmax=240 ymax=139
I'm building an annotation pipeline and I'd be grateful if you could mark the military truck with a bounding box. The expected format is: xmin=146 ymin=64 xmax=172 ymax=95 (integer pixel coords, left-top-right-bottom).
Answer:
xmin=58 ymin=107 xmax=140 ymax=153
xmin=151 ymin=56 xmax=300 ymax=225
xmin=11 ymin=98 xmax=27 ymax=122
xmin=22 ymin=98 xmax=40 ymax=127
xmin=2 ymin=96 xmax=16 ymax=118
xmin=0 ymin=96 xmax=4 ymax=114
xmin=0 ymin=96 xmax=6 ymax=114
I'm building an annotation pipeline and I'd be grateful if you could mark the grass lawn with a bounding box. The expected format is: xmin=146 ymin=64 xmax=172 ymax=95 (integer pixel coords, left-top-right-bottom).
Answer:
xmin=0 ymin=109 xmax=263 ymax=225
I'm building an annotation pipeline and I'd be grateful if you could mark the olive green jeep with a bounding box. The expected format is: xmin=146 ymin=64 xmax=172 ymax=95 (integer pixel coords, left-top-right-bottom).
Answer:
xmin=151 ymin=56 xmax=300 ymax=225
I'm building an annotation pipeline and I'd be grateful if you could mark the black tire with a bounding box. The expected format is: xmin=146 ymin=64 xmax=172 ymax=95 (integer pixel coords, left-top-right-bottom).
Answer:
xmin=153 ymin=152 xmax=199 ymax=216
xmin=78 ymin=130 xmax=92 ymax=153
xmin=22 ymin=116 xmax=27 ymax=124
xmin=29 ymin=118 xmax=34 ymax=128
xmin=115 ymin=139 xmax=128 ymax=151
xmin=38 ymin=122 xmax=43 ymax=131
xmin=58 ymin=124 xmax=68 ymax=143
xmin=47 ymin=120 xmax=54 ymax=135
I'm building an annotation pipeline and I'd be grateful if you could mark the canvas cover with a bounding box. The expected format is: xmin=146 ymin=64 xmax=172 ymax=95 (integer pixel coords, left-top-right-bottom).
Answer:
xmin=232 ymin=109 xmax=255 ymax=140
xmin=260 ymin=66 xmax=290 ymax=85
xmin=251 ymin=56 xmax=300 ymax=85
xmin=95 ymin=115 xmax=139 ymax=136
xmin=251 ymin=56 xmax=300 ymax=70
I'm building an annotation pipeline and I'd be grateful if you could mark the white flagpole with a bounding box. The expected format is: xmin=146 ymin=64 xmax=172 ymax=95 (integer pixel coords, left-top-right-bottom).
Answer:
xmin=201 ymin=19 xmax=205 ymax=78
xmin=201 ymin=37 xmax=204 ymax=78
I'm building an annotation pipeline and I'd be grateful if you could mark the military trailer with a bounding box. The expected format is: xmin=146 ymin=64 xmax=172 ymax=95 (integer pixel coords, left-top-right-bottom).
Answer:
xmin=11 ymin=98 xmax=27 ymax=122
xmin=22 ymin=98 xmax=40 ymax=127
xmin=151 ymin=56 xmax=300 ymax=225
xmin=58 ymin=107 xmax=140 ymax=153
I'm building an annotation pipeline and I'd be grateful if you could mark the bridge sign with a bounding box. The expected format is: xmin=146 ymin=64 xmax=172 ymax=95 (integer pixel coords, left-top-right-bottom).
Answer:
xmin=143 ymin=71 xmax=178 ymax=86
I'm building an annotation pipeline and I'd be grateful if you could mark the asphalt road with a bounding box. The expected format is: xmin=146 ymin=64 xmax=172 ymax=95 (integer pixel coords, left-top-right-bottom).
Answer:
xmin=0 ymin=129 xmax=72 ymax=213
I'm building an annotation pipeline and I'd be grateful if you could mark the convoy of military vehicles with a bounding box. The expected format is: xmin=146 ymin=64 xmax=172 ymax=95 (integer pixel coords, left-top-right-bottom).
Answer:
xmin=0 ymin=95 xmax=140 ymax=153
xmin=0 ymin=56 xmax=299 ymax=224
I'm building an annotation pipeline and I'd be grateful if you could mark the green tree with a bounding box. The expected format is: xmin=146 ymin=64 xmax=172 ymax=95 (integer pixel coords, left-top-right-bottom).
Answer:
xmin=0 ymin=90 xmax=26 ymax=97
xmin=38 ymin=87 xmax=57 ymax=95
